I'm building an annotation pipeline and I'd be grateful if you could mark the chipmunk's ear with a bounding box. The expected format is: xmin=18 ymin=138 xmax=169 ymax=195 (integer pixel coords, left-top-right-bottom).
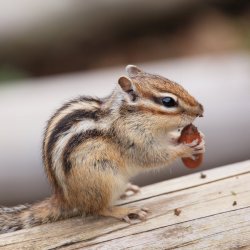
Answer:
xmin=118 ymin=76 xmax=134 ymax=93
xmin=126 ymin=65 xmax=143 ymax=77
xmin=118 ymin=76 xmax=137 ymax=101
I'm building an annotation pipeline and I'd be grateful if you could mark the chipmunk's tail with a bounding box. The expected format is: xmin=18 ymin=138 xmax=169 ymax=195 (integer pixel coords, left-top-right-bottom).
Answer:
xmin=0 ymin=196 xmax=73 ymax=234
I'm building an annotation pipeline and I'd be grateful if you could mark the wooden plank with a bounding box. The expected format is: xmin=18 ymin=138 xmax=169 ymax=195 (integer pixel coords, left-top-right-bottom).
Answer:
xmin=79 ymin=207 xmax=250 ymax=250
xmin=0 ymin=163 xmax=249 ymax=250
xmin=58 ymin=173 xmax=250 ymax=249
xmin=117 ymin=160 xmax=250 ymax=205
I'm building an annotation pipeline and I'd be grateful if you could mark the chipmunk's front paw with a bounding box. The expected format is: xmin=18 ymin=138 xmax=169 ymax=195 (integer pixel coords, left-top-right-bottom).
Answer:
xmin=179 ymin=135 xmax=205 ymax=159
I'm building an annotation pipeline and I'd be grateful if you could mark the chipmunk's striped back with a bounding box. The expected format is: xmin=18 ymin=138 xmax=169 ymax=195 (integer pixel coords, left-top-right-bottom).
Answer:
xmin=43 ymin=96 xmax=108 ymax=193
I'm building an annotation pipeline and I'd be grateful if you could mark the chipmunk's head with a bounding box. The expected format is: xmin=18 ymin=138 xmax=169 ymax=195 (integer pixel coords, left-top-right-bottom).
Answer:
xmin=117 ymin=65 xmax=203 ymax=131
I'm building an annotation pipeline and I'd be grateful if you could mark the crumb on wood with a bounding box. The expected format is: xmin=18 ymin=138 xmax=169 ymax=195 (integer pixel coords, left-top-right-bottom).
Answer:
xmin=233 ymin=201 xmax=237 ymax=206
xmin=200 ymin=172 xmax=206 ymax=179
xmin=231 ymin=191 xmax=237 ymax=196
xmin=174 ymin=208 xmax=181 ymax=216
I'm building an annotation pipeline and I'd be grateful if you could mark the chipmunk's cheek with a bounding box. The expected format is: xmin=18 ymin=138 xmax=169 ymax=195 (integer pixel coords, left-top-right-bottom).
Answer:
xmin=167 ymin=129 xmax=182 ymax=144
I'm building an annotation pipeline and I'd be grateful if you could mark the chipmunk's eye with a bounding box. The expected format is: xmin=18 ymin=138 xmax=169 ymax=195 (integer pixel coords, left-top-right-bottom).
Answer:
xmin=162 ymin=97 xmax=177 ymax=108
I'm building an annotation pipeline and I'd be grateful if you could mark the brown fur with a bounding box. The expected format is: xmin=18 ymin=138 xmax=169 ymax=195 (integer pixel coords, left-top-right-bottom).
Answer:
xmin=132 ymin=74 xmax=198 ymax=106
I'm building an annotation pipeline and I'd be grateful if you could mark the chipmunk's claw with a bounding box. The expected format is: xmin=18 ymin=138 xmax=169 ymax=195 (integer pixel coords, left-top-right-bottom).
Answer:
xmin=122 ymin=207 xmax=150 ymax=223
xmin=100 ymin=206 xmax=150 ymax=223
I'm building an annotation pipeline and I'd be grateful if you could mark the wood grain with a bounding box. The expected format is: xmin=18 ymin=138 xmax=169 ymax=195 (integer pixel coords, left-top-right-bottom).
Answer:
xmin=0 ymin=160 xmax=249 ymax=250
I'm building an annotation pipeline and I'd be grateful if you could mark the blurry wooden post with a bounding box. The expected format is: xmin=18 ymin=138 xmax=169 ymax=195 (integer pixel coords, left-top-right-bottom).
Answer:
xmin=0 ymin=160 xmax=250 ymax=249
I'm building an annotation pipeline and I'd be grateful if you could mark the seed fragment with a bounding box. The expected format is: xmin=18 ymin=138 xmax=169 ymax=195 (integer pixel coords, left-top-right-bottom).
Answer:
xmin=200 ymin=173 xmax=206 ymax=179
xmin=174 ymin=208 xmax=182 ymax=216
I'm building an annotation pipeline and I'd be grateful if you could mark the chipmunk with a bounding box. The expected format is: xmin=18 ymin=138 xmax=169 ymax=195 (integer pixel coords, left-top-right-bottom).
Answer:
xmin=0 ymin=65 xmax=204 ymax=233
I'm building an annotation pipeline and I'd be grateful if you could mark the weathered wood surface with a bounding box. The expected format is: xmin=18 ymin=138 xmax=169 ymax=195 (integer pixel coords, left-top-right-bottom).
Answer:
xmin=0 ymin=160 xmax=250 ymax=250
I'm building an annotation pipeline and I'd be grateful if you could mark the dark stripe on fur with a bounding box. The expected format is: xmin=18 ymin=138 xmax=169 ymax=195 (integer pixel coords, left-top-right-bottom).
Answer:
xmin=42 ymin=96 xmax=102 ymax=162
xmin=77 ymin=96 xmax=102 ymax=104
xmin=46 ymin=108 xmax=109 ymax=175
xmin=119 ymin=102 xmax=178 ymax=117
xmin=152 ymin=96 xmax=163 ymax=105
xmin=42 ymin=96 xmax=102 ymax=190
xmin=62 ymin=129 xmax=105 ymax=173
xmin=47 ymin=109 xmax=98 ymax=149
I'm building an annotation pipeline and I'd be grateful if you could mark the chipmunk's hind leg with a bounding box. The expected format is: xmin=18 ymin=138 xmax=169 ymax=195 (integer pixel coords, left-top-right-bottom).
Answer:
xmin=64 ymin=137 xmax=126 ymax=213
xmin=99 ymin=206 xmax=150 ymax=223
xmin=120 ymin=183 xmax=141 ymax=199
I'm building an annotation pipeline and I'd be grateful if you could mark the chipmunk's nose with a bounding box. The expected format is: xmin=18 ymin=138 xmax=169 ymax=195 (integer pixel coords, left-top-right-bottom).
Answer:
xmin=196 ymin=104 xmax=204 ymax=117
